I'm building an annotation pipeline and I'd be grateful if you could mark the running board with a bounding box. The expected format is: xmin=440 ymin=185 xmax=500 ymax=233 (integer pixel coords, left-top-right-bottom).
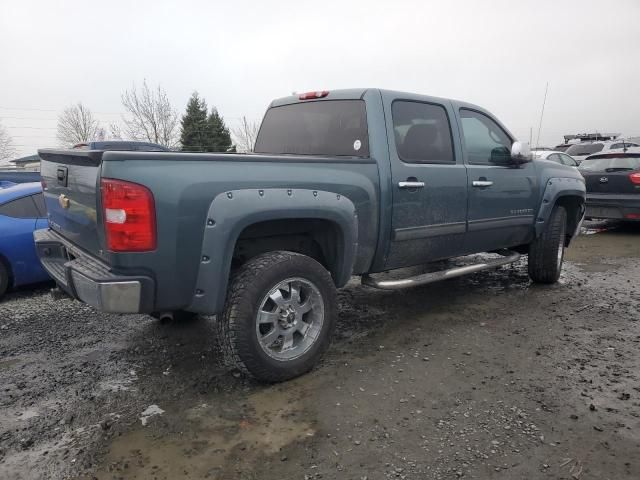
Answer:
xmin=361 ymin=250 xmax=520 ymax=290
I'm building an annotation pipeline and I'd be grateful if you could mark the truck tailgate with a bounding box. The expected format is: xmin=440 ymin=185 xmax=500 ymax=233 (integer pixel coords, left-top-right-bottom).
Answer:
xmin=38 ymin=150 xmax=103 ymax=255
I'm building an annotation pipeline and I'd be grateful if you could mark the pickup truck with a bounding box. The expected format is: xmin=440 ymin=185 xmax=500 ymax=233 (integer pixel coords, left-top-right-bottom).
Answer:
xmin=35 ymin=88 xmax=586 ymax=382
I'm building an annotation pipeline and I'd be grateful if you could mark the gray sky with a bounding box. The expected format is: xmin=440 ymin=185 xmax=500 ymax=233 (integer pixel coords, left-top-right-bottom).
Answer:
xmin=1 ymin=0 xmax=639 ymax=158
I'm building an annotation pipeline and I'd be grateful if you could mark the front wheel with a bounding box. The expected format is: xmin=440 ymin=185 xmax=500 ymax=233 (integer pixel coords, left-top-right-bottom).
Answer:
xmin=528 ymin=205 xmax=567 ymax=283
xmin=218 ymin=251 xmax=337 ymax=382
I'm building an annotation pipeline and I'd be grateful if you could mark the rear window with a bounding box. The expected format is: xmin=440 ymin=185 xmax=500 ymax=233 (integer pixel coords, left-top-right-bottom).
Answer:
xmin=254 ymin=100 xmax=369 ymax=157
xmin=578 ymin=155 xmax=640 ymax=172
xmin=566 ymin=143 xmax=604 ymax=156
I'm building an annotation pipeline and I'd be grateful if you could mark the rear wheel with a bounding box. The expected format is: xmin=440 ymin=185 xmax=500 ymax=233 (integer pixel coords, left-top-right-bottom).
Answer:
xmin=0 ymin=262 xmax=9 ymax=300
xmin=218 ymin=251 xmax=337 ymax=382
xmin=528 ymin=205 xmax=567 ymax=283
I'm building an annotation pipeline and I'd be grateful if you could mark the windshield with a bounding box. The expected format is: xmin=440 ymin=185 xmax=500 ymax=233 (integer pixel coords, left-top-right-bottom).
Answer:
xmin=255 ymin=100 xmax=369 ymax=157
xmin=578 ymin=155 xmax=640 ymax=172
xmin=566 ymin=143 xmax=604 ymax=156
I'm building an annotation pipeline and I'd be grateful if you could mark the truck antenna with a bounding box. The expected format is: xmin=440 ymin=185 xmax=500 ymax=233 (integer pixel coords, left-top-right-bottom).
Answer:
xmin=535 ymin=82 xmax=549 ymax=150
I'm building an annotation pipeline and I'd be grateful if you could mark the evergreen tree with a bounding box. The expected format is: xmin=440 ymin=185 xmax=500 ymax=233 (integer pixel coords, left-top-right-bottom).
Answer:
xmin=206 ymin=108 xmax=233 ymax=152
xmin=180 ymin=92 xmax=208 ymax=152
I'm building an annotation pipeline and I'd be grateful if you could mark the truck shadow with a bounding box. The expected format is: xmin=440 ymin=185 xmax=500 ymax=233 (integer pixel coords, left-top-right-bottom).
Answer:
xmin=122 ymin=257 xmax=535 ymax=396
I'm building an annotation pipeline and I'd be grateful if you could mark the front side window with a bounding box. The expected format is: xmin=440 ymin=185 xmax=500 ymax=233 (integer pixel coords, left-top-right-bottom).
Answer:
xmin=0 ymin=195 xmax=41 ymax=219
xmin=391 ymin=101 xmax=454 ymax=163
xmin=459 ymin=109 xmax=512 ymax=164
xmin=254 ymin=100 xmax=369 ymax=157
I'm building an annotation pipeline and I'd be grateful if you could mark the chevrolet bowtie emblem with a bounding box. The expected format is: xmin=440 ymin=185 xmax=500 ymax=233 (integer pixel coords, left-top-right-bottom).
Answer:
xmin=58 ymin=194 xmax=70 ymax=209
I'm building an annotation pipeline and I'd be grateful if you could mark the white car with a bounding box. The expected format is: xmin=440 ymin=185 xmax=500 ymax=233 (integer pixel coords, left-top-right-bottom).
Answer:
xmin=565 ymin=139 xmax=639 ymax=164
xmin=532 ymin=150 xmax=579 ymax=168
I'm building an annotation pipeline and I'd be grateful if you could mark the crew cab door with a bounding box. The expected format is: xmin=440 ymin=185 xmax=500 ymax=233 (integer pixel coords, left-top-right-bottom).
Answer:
xmin=457 ymin=108 xmax=537 ymax=252
xmin=384 ymin=97 xmax=468 ymax=269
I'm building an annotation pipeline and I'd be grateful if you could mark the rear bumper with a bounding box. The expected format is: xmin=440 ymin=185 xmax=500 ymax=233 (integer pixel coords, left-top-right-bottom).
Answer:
xmin=33 ymin=229 xmax=154 ymax=313
xmin=585 ymin=194 xmax=640 ymax=220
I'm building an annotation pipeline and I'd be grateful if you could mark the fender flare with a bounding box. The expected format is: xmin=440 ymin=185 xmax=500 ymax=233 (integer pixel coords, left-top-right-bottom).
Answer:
xmin=187 ymin=188 xmax=358 ymax=315
xmin=535 ymin=177 xmax=586 ymax=238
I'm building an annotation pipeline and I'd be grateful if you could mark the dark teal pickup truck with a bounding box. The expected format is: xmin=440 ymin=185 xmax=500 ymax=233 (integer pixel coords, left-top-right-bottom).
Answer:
xmin=35 ymin=88 xmax=585 ymax=381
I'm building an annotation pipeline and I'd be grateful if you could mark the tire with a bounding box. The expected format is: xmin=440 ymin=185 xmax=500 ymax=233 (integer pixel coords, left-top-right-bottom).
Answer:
xmin=218 ymin=251 xmax=337 ymax=382
xmin=0 ymin=261 xmax=9 ymax=300
xmin=528 ymin=205 xmax=567 ymax=284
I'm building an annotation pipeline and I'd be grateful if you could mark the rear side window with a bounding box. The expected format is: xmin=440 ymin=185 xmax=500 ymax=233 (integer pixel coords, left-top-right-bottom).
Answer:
xmin=579 ymin=155 xmax=640 ymax=172
xmin=392 ymin=101 xmax=454 ymax=163
xmin=32 ymin=193 xmax=46 ymax=216
xmin=0 ymin=195 xmax=42 ymax=218
xmin=566 ymin=143 xmax=604 ymax=156
xmin=254 ymin=100 xmax=369 ymax=157
xmin=459 ymin=109 xmax=512 ymax=164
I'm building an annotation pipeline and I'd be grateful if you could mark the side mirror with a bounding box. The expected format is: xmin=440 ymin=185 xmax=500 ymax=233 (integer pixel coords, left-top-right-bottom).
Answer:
xmin=510 ymin=141 xmax=533 ymax=164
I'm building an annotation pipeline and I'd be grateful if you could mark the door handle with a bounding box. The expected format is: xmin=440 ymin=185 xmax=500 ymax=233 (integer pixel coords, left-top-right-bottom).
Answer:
xmin=398 ymin=181 xmax=425 ymax=189
xmin=472 ymin=180 xmax=493 ymax=187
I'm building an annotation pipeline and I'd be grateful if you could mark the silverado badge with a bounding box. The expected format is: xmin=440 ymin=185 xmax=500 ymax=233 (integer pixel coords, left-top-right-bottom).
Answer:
xmin=58 ymin=194 xmax=70 ymax=209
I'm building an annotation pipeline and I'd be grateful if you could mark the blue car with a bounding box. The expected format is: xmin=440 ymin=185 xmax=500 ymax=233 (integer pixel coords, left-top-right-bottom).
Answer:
xmin=0 ymin=182 xmax=50 ymax=298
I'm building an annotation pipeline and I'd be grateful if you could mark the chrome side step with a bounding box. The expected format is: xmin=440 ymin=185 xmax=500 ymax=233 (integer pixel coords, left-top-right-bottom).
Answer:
xmin=361 ymin=250 xmax=520 ymax=290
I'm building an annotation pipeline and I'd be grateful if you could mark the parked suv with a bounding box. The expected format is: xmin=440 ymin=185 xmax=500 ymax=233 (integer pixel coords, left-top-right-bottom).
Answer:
xmin=566 ymin=140 xmax=639 ymax=164
xmin=579 ymin=149 xmax=640 ymax=221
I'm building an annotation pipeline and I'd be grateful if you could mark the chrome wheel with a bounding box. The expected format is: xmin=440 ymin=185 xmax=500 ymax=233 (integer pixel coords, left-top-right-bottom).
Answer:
xmin=255 ymin=277 xmax=324 ymax=361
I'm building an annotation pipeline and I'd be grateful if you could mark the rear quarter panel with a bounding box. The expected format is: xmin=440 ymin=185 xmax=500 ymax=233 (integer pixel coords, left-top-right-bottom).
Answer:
xmin=100 ymin=154 xmax=380 ymax=313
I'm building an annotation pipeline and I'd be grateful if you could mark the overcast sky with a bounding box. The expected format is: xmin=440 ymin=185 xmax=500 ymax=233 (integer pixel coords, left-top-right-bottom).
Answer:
xmin=1 ymin=0 xmax=639 ymax=158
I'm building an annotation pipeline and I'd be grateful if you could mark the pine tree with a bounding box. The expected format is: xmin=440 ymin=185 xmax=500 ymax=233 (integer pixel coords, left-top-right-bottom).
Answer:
xmin=180 ymin=92 xmax=208 ymax=152
xmin=206 ymin=108 xmax=233 ymax=152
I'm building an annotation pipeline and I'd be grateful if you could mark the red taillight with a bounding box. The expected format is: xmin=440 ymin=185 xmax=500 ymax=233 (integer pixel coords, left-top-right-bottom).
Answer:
xmin=625 ymin=213 xmax=640 ymax=220
xmin=629 ymin=172 xmax=640 ymax=185
xmin=298 ymin=90 xmax=329 ymax=100
xmin=101 ymin=178 xmax=156 ymax=252
xmin=40 ymin=179 xmax=47 ymax=191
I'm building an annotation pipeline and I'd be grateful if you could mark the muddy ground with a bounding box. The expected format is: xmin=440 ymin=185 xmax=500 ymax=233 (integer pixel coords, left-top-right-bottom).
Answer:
xmin=1 ymin=221 xmax=639 ymax=480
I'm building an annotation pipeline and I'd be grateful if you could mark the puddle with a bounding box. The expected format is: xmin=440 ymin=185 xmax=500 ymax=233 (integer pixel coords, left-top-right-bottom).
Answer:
xmin=95 ymin=385 xmax=314 ymax=479
xmin=0 ymin=358 xmax=20 ymax=370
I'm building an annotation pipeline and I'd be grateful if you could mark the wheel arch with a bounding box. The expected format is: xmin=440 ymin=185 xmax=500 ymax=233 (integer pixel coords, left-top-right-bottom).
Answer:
xmin=187 ymin=188 xmax=358 ymax=315
xmin=535 ymin=177 xmax=586 ymax=245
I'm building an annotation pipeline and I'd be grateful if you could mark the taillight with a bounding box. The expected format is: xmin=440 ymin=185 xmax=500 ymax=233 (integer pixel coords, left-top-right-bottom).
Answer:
xmin=101 ymin=178 xmax=156 ymax=252
xmin=298 ymin=90 xmax=329 ymax=100
xmin=40 ymin=179 xmax=47 ymax=191
xmin=629 ymin=172 xmax=640 ymax=185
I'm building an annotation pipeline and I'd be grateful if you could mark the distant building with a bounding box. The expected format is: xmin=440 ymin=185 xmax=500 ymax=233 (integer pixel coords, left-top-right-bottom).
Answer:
xmin=10 ymin=154 xmax=40 ymax=170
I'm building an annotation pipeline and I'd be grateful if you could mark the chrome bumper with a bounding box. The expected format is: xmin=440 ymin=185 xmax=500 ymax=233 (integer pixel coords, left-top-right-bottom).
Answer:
xmin=33 ymin=229 xmax=154 ymax=313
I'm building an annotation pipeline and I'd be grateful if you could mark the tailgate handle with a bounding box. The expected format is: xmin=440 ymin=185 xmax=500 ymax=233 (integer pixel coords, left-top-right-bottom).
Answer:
xmin=57 ymin=167 xmax=68 ymax=187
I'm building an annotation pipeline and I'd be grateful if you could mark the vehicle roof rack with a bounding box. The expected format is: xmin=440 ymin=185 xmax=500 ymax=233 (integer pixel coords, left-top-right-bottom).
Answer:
xmin=563 ymin=132 xmax=621 ymax=143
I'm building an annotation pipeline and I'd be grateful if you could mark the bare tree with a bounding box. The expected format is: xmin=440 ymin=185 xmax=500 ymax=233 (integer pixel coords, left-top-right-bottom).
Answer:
xmin=121 ymin=81 xmax=179 ymax=148
xmin=231 ymin=116 xmax=260 ymax=152
xmin=109 ymin=123 xmax=124 ymax=140
xmin=56 ymin=103 xmax=100 ymax=147
xmin=0 ymin=121 xmax=16 ymax=165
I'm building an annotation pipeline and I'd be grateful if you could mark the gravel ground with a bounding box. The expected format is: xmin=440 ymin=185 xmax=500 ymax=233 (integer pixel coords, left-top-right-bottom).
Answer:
xmin=1 ymin=221 xmax=639 ymax=480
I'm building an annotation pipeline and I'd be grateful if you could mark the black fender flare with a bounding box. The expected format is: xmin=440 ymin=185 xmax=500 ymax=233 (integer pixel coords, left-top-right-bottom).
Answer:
xmin=535 ymin=177 xmax=586 ymax=239
xmin=187 ymin=188 xmax=358 ymax=314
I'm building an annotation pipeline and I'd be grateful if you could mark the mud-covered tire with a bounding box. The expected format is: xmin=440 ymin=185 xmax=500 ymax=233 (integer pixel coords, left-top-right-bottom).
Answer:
xmin=528 ymin=205 xmax=567 ymax=283
xmin=0 ymin=261 xmax=9 ymax=300
xmin=218 ymin=251 xmax=337 ymax=382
